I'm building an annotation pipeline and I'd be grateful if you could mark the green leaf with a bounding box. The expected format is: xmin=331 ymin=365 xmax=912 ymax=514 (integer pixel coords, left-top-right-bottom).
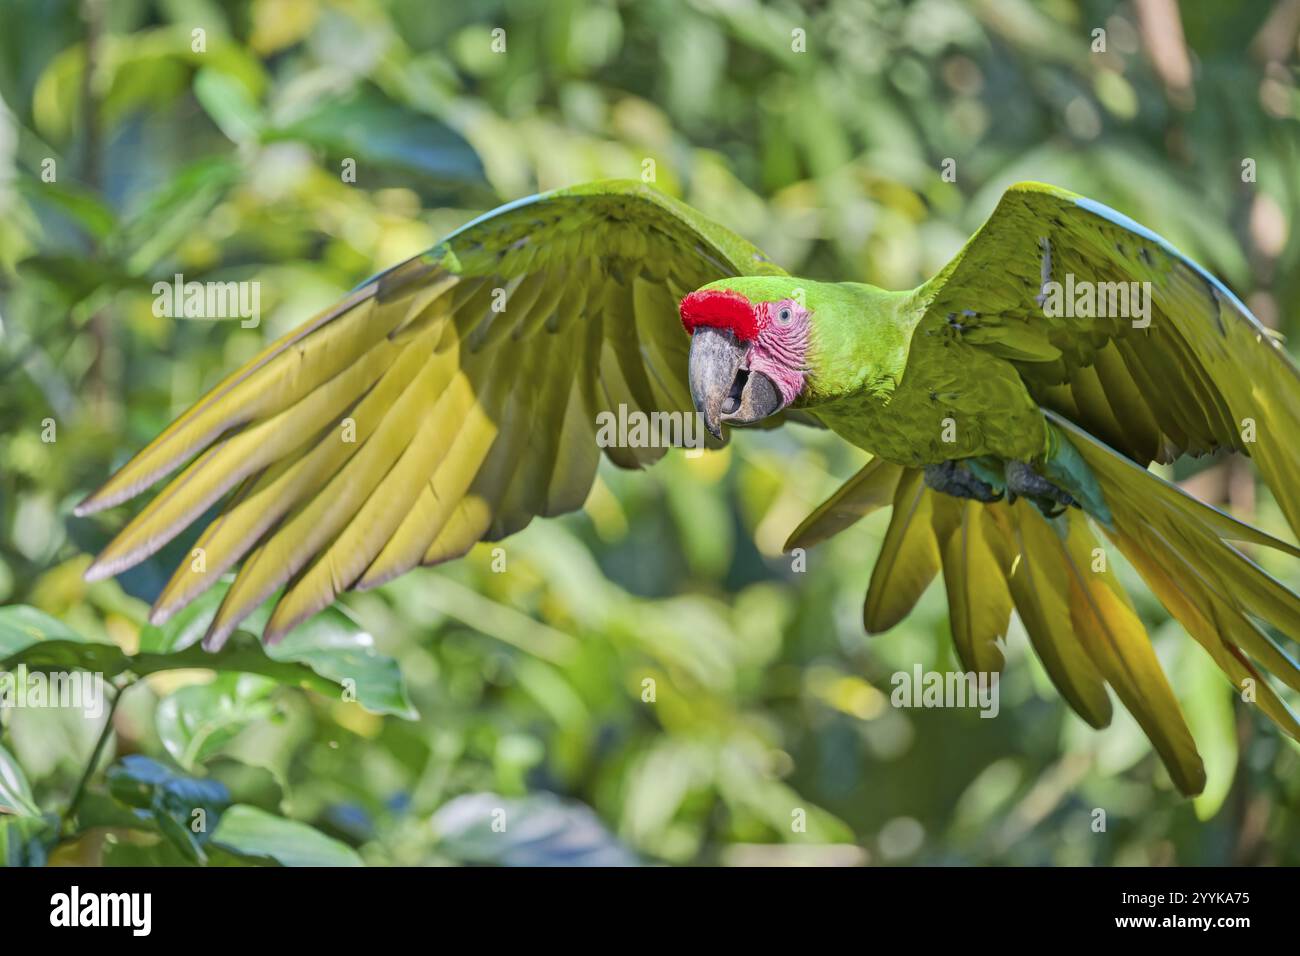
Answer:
xmin=75 ymin=792 xmax=157 ymax=833
xmin=132 ymin=632 xmax=345 ymax=694
xmin=15 ymin=177 xmax=118 ymax=239
xmin=0 ymin=604 xmax=94 ymax=647
xmin=265 ymin=86 xmax=485 ymax=185
xmin=107 ymin=755 xmax=230 ymax=812
xmin=102 ymin=834 xmax=256 ymax=867
xmin=265 ymin=610 xmax=415 ymax=718
xmin=0 ymin=605 xmax=128 ymax=675
xmin=0 ymin=743 xmax=40 ymax=817
xmin=212 ymin=804 xmax=363 ymax=867
xmin=156 ymin=674 xmax=279 ymax=771
xmin=1180 ymin=638 xmax=1239 ymax=821
xmin=194 ymin=67 xmax=263 ymax=144
xmin=0 ymin=638 xmax=129 ymax=675
xmin=106 ymin=755 xmax=231 ymax=863
xmin=13 ymin=254 xmax=133 ymax=307
xmin=101 ymin=835 xmax=204 ymax=866
xmin=140 ymin=586 xmax=416 ymax=718
xmin=430 ymin=793 xmax=638 ymax=867
xmin=137 ymin=589 xmax=223 ymax=656
xmin=0 ymin=814 xmax=58 ymax=867
xmin=110 ymin=156 xmax=243 ymax=275
xmin=0 ymin=600 xmax=414 ymax=718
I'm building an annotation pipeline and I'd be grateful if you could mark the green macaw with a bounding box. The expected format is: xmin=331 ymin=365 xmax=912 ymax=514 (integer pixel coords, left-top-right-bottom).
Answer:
xmin=77 ymin=179 xmax=1300 ymax=795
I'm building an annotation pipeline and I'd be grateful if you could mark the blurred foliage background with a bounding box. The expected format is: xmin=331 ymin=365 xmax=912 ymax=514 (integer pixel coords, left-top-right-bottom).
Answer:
xmin=2 ymin=0 xmax=1300 ymax=865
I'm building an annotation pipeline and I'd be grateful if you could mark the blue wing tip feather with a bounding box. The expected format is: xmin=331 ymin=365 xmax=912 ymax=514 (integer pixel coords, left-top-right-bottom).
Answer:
xmin=1072 ymin=195 xmax=1257 ymax=325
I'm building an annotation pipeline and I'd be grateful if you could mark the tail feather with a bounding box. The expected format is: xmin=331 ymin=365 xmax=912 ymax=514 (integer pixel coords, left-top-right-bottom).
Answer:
xmin=998 ymin=503 xmax=1113 ymax=729
xmin=1053 ymin=413 xmax=1300 ymax=740
xmin=784 ymin=457 xmax=903 ymax=551
xmin=1108 ymin=529 xmax=1300 ymax=740
xmin=933 ymin=497 xmax=1014 ymax=674
xmin=1052 ymin=507 xmax=1205 ymax=795
xmin=861 ymin=469 xmax=943 ymax=634
xmin=791 ymin=412 xmax=1300 ymax=795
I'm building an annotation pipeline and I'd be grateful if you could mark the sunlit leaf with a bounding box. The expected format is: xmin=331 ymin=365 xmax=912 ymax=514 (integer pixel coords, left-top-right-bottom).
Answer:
xmin=0 ymin=601 xmax=414 ymax=718
xmin=194 ymin=67 xmax=263 ymax=144
xmin=155 ymin=673 xmax=279 ymax=771
xmin=0 ymin=604 xmax=128 ymax=675
xmin=140 ymin=584 xmax=416 ymax=718
xmin=0 ymin=743 xmax=40 ymax=817
xmin=212 ymin=804 xmax=363 ymax=867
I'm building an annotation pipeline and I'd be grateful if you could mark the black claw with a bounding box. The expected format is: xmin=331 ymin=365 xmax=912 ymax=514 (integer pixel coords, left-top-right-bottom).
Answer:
xmin=1005 ymin=461 xmax=1079 ymax=516
xmin=924 ymin=460 xmax=1002 ymax=503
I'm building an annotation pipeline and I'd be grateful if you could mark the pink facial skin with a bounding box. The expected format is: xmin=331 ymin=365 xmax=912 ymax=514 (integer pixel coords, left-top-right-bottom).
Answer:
xmin=678 ymin=289 xmax=812 ymax=407
xmin=745 ymin=298 xmax=811 ymax=407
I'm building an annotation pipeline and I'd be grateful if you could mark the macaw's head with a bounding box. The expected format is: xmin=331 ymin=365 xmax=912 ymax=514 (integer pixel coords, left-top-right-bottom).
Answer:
xmin=679 ymin=277 xmax=813 ymax=439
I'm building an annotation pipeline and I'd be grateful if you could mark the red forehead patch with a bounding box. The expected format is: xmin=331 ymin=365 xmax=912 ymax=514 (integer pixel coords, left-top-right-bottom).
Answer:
xmin=679 ymin=289 xmax=759 ymax=341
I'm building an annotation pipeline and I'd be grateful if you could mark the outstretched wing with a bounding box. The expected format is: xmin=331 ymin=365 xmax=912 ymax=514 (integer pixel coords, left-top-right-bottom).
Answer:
xmin=790 ymin=186 xmax=1300 ymax=793
xmin=78 ymin=179 xmax=786 ymax=647
xmin=916 ymin=180 xmax=1300 ymax=535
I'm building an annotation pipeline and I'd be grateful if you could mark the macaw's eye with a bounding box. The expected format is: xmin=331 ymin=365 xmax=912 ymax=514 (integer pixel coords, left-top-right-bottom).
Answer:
xmin=777 ymin=306 xmax=793 ymax=324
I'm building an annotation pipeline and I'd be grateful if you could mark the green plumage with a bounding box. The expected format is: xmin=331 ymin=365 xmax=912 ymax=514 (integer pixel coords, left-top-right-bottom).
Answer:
xmin=78 ymin=179 xmax=1300 ymax=796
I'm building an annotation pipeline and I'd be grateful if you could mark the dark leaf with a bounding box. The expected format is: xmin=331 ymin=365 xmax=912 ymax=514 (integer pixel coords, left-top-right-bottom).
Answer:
xmin=431 ymin=793 xmax=639 ymax=867
xmin=106 ymin=755 xmax=231 ymax=863
xmin=266 ymin=87 xmax=485 ymax=186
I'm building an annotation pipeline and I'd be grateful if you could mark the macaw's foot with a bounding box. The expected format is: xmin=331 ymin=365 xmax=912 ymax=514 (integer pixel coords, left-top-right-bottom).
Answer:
xmin=1005 ymin=460 xmax=1078 ymax=518
xmin=924 ymin=460 xmax=1003 ymax=503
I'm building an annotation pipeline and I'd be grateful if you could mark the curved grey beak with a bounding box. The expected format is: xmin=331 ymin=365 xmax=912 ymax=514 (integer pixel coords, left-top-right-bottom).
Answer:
xmin=688 ymin=327 xmax=784 ymax=439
